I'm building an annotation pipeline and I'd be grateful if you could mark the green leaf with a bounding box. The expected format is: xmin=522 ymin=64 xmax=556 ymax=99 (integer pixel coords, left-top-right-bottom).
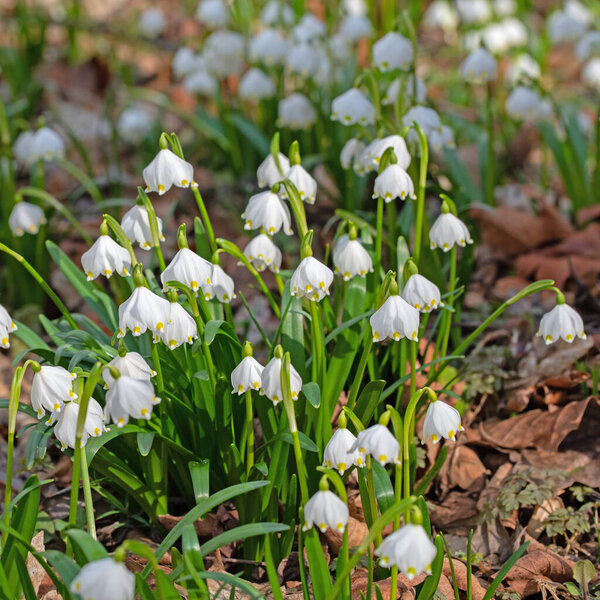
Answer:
xmin=354 ymin=380 xmax=385 ymax=426
xmin=372 ymin=462 xmax=395 ymax=514
xmin=64 ymin=528 xmax=108 ymax=564
xmin=482 ymin=541 xmax=529 ymax=600
xmin=189 ymin=460 xmax=210 ymax=503
xmin=137 ymin=432 xmax=155 ymax=457
xmin=302 ymin=382 xmax=321 ymax=408
xmin=414 ymin=446 xmax=449 ymax=497
xmin=204 ymin=320 xmax=226 ymax=345
xmin=200 ymin=523 xmax=288 ymax=557
xmin=41 ymin=550 xmax=79 ymax=586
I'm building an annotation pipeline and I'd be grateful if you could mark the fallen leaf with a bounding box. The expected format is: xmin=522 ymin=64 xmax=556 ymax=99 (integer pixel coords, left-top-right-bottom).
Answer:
xmin=442 ymin=557 xmax=487 ymax=600
xmin=505 ymin=549 xmax=574 ymax=596
xmin=325 ymin=516 xmax=369 ymax=555
xmin=429 ymin=491 xmax=479 ymax=528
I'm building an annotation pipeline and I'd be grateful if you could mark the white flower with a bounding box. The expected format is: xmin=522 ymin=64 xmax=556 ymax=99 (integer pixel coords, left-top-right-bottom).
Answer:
xmin=239 ymin=68 xmax=276 ymax=101
xmin=383 ymin=76 xmax=427 ymax=106
xmin=501 ymin=17 xmax=528 ymax=48
xmin=105 ymin=375 xmax=161 ymax=427
xmin=204 ymin=30 xmax=245 ymax=78
xmin=290 ymin=257 xmax=334 ymax=302
xmin=576 ymin=31 xmax=600 ymax=62
xmin=0 ymin=304 xmax=17 ymax=349
xmin=121 ymin=205 xmax=165 ymax=251
xmin=31 ymin=366 xmax=77 ymax=417
xmin=455 ymin=0 xmax=491 ymax=24
xmin=161 ymin=248 xmax=213 ymax=297
xmin=278 ymin=93 xmax=317 ymax=129
xmin=329 ymin=33 xmax=352 ymax=61
xmin=565 ymin=0 xmax=594 ymax=26
xmin=9 ymin=202 xmax=46 ymax=236
xmin=339 ymin=15 xmax=373 ymax=42
xmin=373 ymin=164 xmax=415 ymax=202
xmin=331 ymin=89 xmax=375 ymax=126
xmin=505 ymin=86 xmax=552 ymax=122
xmin=51 ymin=399 xmax=106 ymax=450
xmin=547 ymin=8 xmax=589 ymax=44
xmin=249 ymin=29 xmax=288 ymax=65
xmin=582 ymin=58 xmax=600 ymax=91
xmin=71 ymin=557 xmax=135 ymax=600
xmin=340 ymin=138 xmax=366 ymax=170
xmin=303 ymin=491 xmax=349 ymax=532
xmin=323 ymin=428 xmax=363 ymax=474
xmin=333 ymin=234 xmax=373 ymax=281
xmin=117 ymin=106 xmax=154 ymax=144
xmin=506 ymin=53 xmax=541 ymax=85
xmin=429 ymin=125 xmax=455 ymax=152
xmin=537 ymin=302 xmax=586 ymax=344
xmin=257 ymin=152 xmax=289 ymax=188
xmin=172 ymin=48 xmax=205 ymax=78
xmin=13 ymin=130 xmax=35 ymax=165
xmin=183 ymin=70 xmax=218 ymax=96
xmin=81 ymin=235 xmax=131 ymax=281
xmin=138 ymin=8 xmax=166 ymax=38
xmin=403 ymin=274 xmax=443 ymax=313
xmin=375 ymin=524 xmax=437 ymax=579
xmin=210 ymin=264 xmax=236 ymax=303
xmin=402 ymin=106 xmax=442 ymax=144
xmin=423 ymin=1 xmax=458 ymax=31
xmin=231 ymin=356 xmax=264 ymax=394
xmin=370 ymin=295 xmax=420 ymax=343
xmin=285 ymin=43 xmax=323 ymax=78
xmin=352 ymin=424 xmax=400 ymax=466
xmin=460 ymin=48 xmax=497 ymax=84
xmin=293 ymin=13 xmax=326 ymax=42
xmin=143 ymin=148 xmax=194 ymax=195
xmin=373 ymin=32 xmax=413 ymax=71
xmin=158 ymin=301 xmax=198 ymax=349
xmin=494 ymin=0 xmax=516 ymax=16
xmin=31 ymin=127 xmax=66 ymax=162
xmin=360 ymin=135 xmax=411 ymax=172
xmin=481 ymin=20 xmax=526 ymax=54
xmin=343 ymin=0 xmax=367 ymax=16
xmin=243 ymin=234 xmax=282 ymax=273
xmin=280 ymin=164 xmax=317 ymax=204
xmin=195 ymin=0 xmax=229 ymax=28
xmin=242 ymin=191 xmax=293 ymax=236
xmin=261 ymin=355 xmax=302 ymax=405
xmin=429 ymin=212 xmax=473 ymax=252
xmin=261 ymin=0 xmax=295 ymax=26
xmin=103 ymin=351 xmax=156 ymax=389
xmin=117 ymin=287 xmax=171 ymax=338
xmin=423 ymin=399 xmax=463 ymax=443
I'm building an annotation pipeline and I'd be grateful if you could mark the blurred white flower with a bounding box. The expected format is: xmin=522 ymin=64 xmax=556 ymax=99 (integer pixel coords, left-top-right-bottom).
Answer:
xmin=13 ymin=130 xmax=35 ymax=166
xmin=494 ymin=0 xmax=516 ymax=15
xmin=323 ymin=427 xmax=363 ymax=473
xmin=481 ymin=19 xmax=526 ymax=54
xmin=285 ymin=42 xmax=323 ymax=78
xmin=81 ymin=235 xmax=131 ymax=281
xmin=547 ymin=7 xmax=589 ymax=44
xmin=373 ymin=164 xmax=415 ymax=202
xmin=460 ymin=47 xmax=497 ymax=84
xmin=501 ymin=17 xmax=528 ymax=48
xmin=280 ymin=164 xmax=317 ymax=204
xmin=242 ymin=191 xmax=293 ymax=235
xmin=423 ymin=1 xmax=458 ymax=31
xmin=582 ymin=58 xmax=600 ymax=91
xmin=103 ymin=351 xmax=156 ymax=389
xmin=329 ymin=33 xmax=352 ymax=61
xmin=249 ymin=29 xmax=288 ymax=65
xmin=70 ymin=557 xmax=135 ymax=600
xmin=278 ymin=94 xmax=317 ymax=129
xmin=31 ymin=365 xmax=77 ymax=417
xmin=0 ymin=304 xmax=17 ymax=349
xmin=360 ymin=135 xmax=411 ymax=172
xmin=370 ymin=295 xmax=420 ymax=343
xmin=343 ymin=0 xmax=367 ymax=16
xmin=209 ymin=263 xmax=236 ymax=303
xmin=138 ymin=8 xmax=166 ymax=38
xmin=261 ymin=355 xmax=302 ymax=404
xmin=303 ymin=490 xmax=349 ymax=532
xmin=105 ymin=375 xmax=161 ymax=427
xmin=290 ymin=256 xmax=334 ymax=302
xmin=402 ymin=106 xmax=442 ymax=147
xmin=506 ymin=53 xmax=541 ymax=85
xmin=231 ymin=356 xmax=264 ymax=394
xmin=257 ymin=152 xmax=289 ymax=188
xmin=505 ymin=86 xmax=552 ymax=122
xmin=352 ymin=424 xmax=400 ymax=466
xmin=204 ymin=30 xmax=245 ymax=78
xmin=373 ymin=32 xmax=413 ymax=71
xmin=428 ymin=125 xmax=455 ymax=153
xmin=402 ymin=274 xmax=443 ymax=313
xmin=429 ymin=212 xmax=473 ymax=252
xmin=158 ymin=301 xmax=198 ymax=349
xmin=121 ymin=205 xmax=165 ymax=250
xmin=161 ymin=248 xmax=213 ymax=297
xmin=50 ymin=399 xmax=106 ymax=450
xmin=339 ymin=15 xmax=373 ymax=42
xmin=340 ymin=138 xmax=366 ymax=170
xmin=331 ymin=88 xmax=375 ymax=126
xmin=34 ymin=127 xmax=66 ymax=161
xmin=423 ymin=399 xmax=463 ymax=443
xmin=195 ymin=0 xmax=229 ymax=28
xmin=537 ymin=302 xmax=586 ymax=344
xmin=455 ymin=0 xmax=491 ymax=24
xmin=239 ymin=68 xmax=276 ymax=101
xmin=172 ymin=48 xmax=205 ymax=78
xmin=117 ymin=287 xmax=171 ymax=338
xmin=576 ymin=31 xmax=600 ymax=61
xmin=383 ymin=76 xmax=427 ymax=106
xmin=183 ymin=69 xmax=218 ymax=96
xmin=565 ymin=0 xmax=593 ymax=27
xmin=243 ymin=234 xmax=282 ymax=273
xmin=9 ymin=202 xmax=46 ymax=236
xmin=261 ymin=0 xmax=295 ymax=26
xmin=143 ymin=148 xmax=194 ymax=195
xmin=117 ymin=106 xmax=154 ymax=144
xmin=333 ymin=234 xmax=373 ymax=280
xmin=293 ymin=13 xmax=326 ymax=42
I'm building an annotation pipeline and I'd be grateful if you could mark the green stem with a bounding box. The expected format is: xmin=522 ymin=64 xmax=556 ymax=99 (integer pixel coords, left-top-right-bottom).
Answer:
xmin=409 ymin=340 xmax=417 ymax=398
xmin=485 ymin=82 xmax=495 ymax=206
xmin=347 ymin=331 xmax=373 ymax=411
xmin=439 ymin=246 xmax=457 ymax=360
xmin=309 ymin=300 xmax=325 ymax=388
xmin=244 ymin=390 xmax=254 ymax=479
xmin=366 ymin=457 xmax=382 ymax=546
xmin=413 ymin=123 xmax=429 ymax=268
xmin=375 ymin=196 xmax=384 ymax=278
xmin=79 ymin=449 xmax=96 ymax=539
xmin=150 ymin=340 xmax=164 ymax=394
xmin=192 ymin=188 xmax=216 ymax=255
xmin=283 ymin=179 xmax=308 ymax=240
xmin=102 ymin=213 xmax=139 ymax=267
xmin=54 ymin=157 xmax=104 ymax=205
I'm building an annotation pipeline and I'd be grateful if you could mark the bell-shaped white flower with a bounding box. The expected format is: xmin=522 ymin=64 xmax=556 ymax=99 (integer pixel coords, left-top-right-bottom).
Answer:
xmin=402 ymin=106 xmax=442 ymax=143
xmin=51 ymin=399 xmax=106 ymax=450
xmin=105 ymin=375 xmax=161 ymax=427
xmin=494 ymin=0 xmax=516 ymax=16
xmin=13 ymin=130 xmax=35 ymax=165
xmin=293 ymin=13 xmax=326 ymax=43
xmin=339 ymin=15 xmax=373 ymax=42
xmin=455 ymin=0 xmax=491 ymax=24
xmin=31 ymin=365 xmax=77 ymax=417
xmin=9 ymin=202 xmax=46 ymax=236
xmin=31 ymin=127 xmax=66 ymax=162
xmin=537 ymin=302 xmax=586 ymax=344
xmin=280 ymin=164 xmax=317 ymax=204
xmin=204 ymin=30 xmax=245 ymax=78
xmin=161 ymin=248 xmax=213 ymax=298
xmin=373 ymin=164 xmax=415 ymax=202
xmin=403 ymin=274 xmax=443 ymax=313
xmin=143 ymin=148 xmax=194 ymax=195
xmin=121 ymin=205 xmax=165 ymax=251
xmin=340 ymin=138 xmax=366 ymax=170
xmin=243 ymin=234 xmax=282 ymax=273
xmin=239 ymin=69 xmax=276 ymax=101
xmin=103 ymin=351 xmax=156 ymax=389
xmin=373 ymin=32 xmax=414 ymax=71
xmin=117 ymin=106 xmax=154 ymax=144
xmin=422 ymin=399 xmax=463 ymax=443
xmin=505 ymin=86 xmax=552 ymax=122
xmin=352 ymin=424 xmax=400 ymax=466
xmin=209 ymin=264 xmax=236 ymax=303
xmin=195 ymin=0 xmax=229 ymax=28
xmin=428 ymin=125 xmax=455 ymax=153
xmin=138 ymin=7 xmax=166 ymax=38
xmin=333 ymin=234 xmax=373 ymax=280
xmin=547 ymin=8 xmax=589 ymax=44
xmin=117 ymin=286 xmax=171 ymax=338
xmin=323 ymin=428 xmax=363 ymax=474
xmin=506 ymin=53 xmax=541 ymax=85
xmin=0 ymin=304 xmax=17 ymax=349
xmin=172 ymin=47 xmax=203 ymax=78
xmin=329 ymin=33 xmax=352 ymax=61
xmin=261 ymin=355 xmax=302 ymax=405
xmin=429 ymin=212 xmax=473 ymax=252
xmin=257 ymin=152 xmax=289 ymax=188
xmin=70 ymin=557 xmax=135 ymax=600
xmin=157 ymin=301 xmax=198 ymax=349
xmin=582 ymin=58 xmax=600 ymax=91
xmin=261 ymin=0 xmax=294 ymax=26
xmin=576 ymin=31 xmax=600 ymax=62
xmin=370 ymin=295 xmax=420 ymax=342
xmin=81 ymin=235 xmax=131 ymax=281
xmin=278 ymin=93 xmax=317 ymax=129
xmin=183 ymin=69 xmax=218 ymax=96
xmin=331 ymin=89 xmax=375 ymax=126
xmin=460 ymin=48 xmax=497 ymax=84
xmin=231 ymin=356 xmax=264 ymax=394
xmin=303 ymin=491 xmax=349 ymax=533
xmin=290 ymin=257 xmax=334 ymax=302
xmin=360 ymin=135 xmax=411 ymax=172
xmin=242 ymin=191 xmax=293 ymax=236
xmin=383 ymin=76 xmax=427 ymax=106
xmin=375 ymin=524 xmax=437 ymax=579
xmin=285 ymin=43 xmax=323 ymax=78
xmin=249 ymin=29 xmax=288 ymax=65
xmin=423 ymin=1 xmax=458 ymax=31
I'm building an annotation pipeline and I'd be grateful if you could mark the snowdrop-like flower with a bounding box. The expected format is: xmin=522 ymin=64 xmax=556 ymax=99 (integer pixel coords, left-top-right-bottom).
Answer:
xmin=121 ymin=205 xmax=165 ymax=250
xmin=429 ymin=211 xmax=473 ymax=252
xmin=31 ymin=365 xmax=77 ymax=417
xmin=428 ymin=125 xmax=455 ymax=152
xmin=138 ymin=8 xmax=166 ymax=38
xmin=204 ymin=30 xmax=245 ymax=78
xmin=117 ymin=106 xmax=154 ymax=144
xmin=370 ymin=295 xmax=420 ymax=342
xmin=460 ymin=48 xmax=497 ymax=84
xmin=537 ymin=301 xmax=586 ymax=344
xmin=331 ymin=89 xmax=375 ymax=126
xmin=261 ymin=0 xmax=295 ymax=26
xmin=249 ymin=29 xmax=288 ymax=65
xmin=243 ymin=234 xmax=282 ymax=273
xmin=117 ymin=286 xmax=171 ymax=338
xmin=183 ymin=69 xmax=218 ymax=96
xmin=383 ymin=76 xmax=427 ymax=106
xmin=323 ymin=428 xmax=363 ymax=473
xmin=333 ymin=234 xmax=373 ymax=280
xmin=280 ymin=164 xmax=317 ymax=204
xmin=239 ymin=69 xmax=276 ymax=101
xmin=303 ymin=491 xmax=349 ymax=532
xmin=501 ymin=17 xmax=528 ymax=48
xmin=455 ymin=0 xmax=491 ymax=24
xmin=343 ymin=0 xmax=367 ymax=16
xmin=373 ymin=32 xmax=413 ymax=71
xmin=505 ymin=86 xmax=552 ymax=122
xmin=403 ymin=274 xmax=443 ymax=313
xmin=402 ymin=106 xmax=442 ymax=139
xmin=506 ymin=53 xmax=541 ymax=85
xmin=352 ymin=424 xmax=400 ymax=466
xmin=70 ymin=557 xmax=135 ymax=600
xmin=13 ymin=130 xmax=35 ymax=165
xmin=31 ymin=127 xmax=66 ymax=162
xmin=576 ymin=31 xmax=600 ymax=62
xmin=330 ymin=33 xmax=352 ymax=61
xmin=423 ymin=0 xmax=458 ymax=31
xmin=290 ymin=256 xmax=334 ymax=302
xmin=0 ymin=304 xmax=17 ymax=349
xmin=103 ymin=351 xmax=156 ymax=389
xmin=582 ymin=58 xmax=600 ymax=91
xmin=565 ymin=0 xmax=593 ymax=26
xmin=50 ymin=399 xmax=106 ymax=450
xmin=373 ymin=164 xmax=415 ymax=202
xmin=161 ymin=248 xmax=213 ymax=297
xmin=210 ymin=263 xmax=236 ymax=303
xmin=423 ymin=399 xmax=463 ymax=443
xmin=81 ymin=234 xmax=131 ymax=281
xmin=339 ymin=15 xmax=373 ymax=42
xmin=9 ymin=202 xmax=46 ymax=236
xmin=278 ymin=93 xmax=317 ymax=129
xmin=293 ymin=13 xmax=326 ymax=42
xmin=360 ymin=135 xmax=411 ymax=172
xmin=172 ymin=48 xmax=204 ymax=78
xmin=257 ymin=153 xmax=289 ymax=188
xmin=105 ymin=375 xmax=161 ymax=427
xmin=143 ymin=148 xmax=194 ymax=195
xmin=158 ymin=300 xmax=198 ymax=349
xmin=195 ymin=0 xmax=229 ymax=28
xmin=242 ymin=191 xmax=293 ymax=235
xmin=494 ymin=0 xmax=516 ymax=15
xmin=547 ymin=8 xmax=589 ymax=44
xmin=375 ymin=524 xmax=437 ymax=578
xmin=285 ymin=43 xmax=323 ymax=78
xmin=261 ymin=355 xmax=302 ymax=404
xmin=340 ymin=138 xmax=366 ymax=170
xmin=231 ymin=356 xmax=264 ymax=394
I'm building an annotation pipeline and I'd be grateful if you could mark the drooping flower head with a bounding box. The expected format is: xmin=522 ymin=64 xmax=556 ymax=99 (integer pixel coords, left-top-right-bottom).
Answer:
xmin=70 ymin=557 xmax=135 ymax=600
xmin=161 ymin=247 xmax=213 ymax=299
xmin=332 ymin=230 xmax=373 ymax=281
xmin=422 ymin=398 xmax=463 ymax=443
xmin=49 ymin=399 xmax=107 ymax=450
xmin=243 ymin=234 xmax=282 ymax=273
xmin=261 ymin=348 xmax=302 ymax=405
xmin=103 ymin=350 xmax=156 ymax=389
xmin=121 ymin=204 xmax=165 ymax=251
xmin=429 ymin=201 xmax=473 ymax=252
xmin=460 ymin=47 xmax=497 ymax=84
xmin=105 ymin=372 xmax=161 ymax=427
xmin=372 ymin=32 xmax=414 ymax=71
xmin=303 ymin=487 xmax=349 ymax=533
xmin=143 ymin=143 xmax=194 ymax=195
xmin=331 ymin=88 xmax=376 ymax=126
xmin=402 ymin=262 xmax=443 ymax=313
xmin=82 ymin=222 xmax=131 ymax=281
xmin=351 ymin=423 xmax=400 ymax=467
xmin=323 ymin=413 xmax=363 ymax=474
xmin=0 ymin=303 xmax=18 ymax=349
xmin=31 ymin=364 xmax=77 ymax=418
xmin=370 ymin=287 xmax=420 ymax=343
xmin=231 ymin=342 xmax=264 ymax=395
xmin=242 ymin=191 xmax=293 ymax=236
xmin=537 ymin=292 xmax=586 ymax=345
xmin=290 ymin=255 xmax=334 ymax=302
xmin=9 ymin=201 xmax=46 ymax=237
